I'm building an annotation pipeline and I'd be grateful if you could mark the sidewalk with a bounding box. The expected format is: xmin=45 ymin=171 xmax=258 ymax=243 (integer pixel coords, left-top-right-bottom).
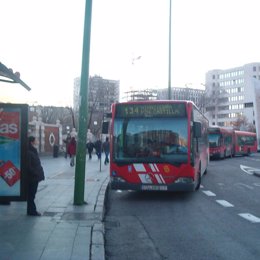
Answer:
xmin=0 ymin=155 xmax=109 ymax=260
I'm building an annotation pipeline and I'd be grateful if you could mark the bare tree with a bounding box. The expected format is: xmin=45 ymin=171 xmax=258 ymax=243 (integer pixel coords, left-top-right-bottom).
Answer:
xmin=231 ymin=114 xmax=256 ymax=132
xmin=29 ymin=106 xmax=75 ymax=134
xmin=87 ymin=79 xmax=108 ymax=136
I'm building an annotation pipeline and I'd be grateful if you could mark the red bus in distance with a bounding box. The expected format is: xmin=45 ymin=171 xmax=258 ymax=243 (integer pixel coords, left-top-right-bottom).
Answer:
xmin=234 ymin=130 xmax=257 ymax=156
xmin=208 ymin=126 xmax=257 ymax=159
xmin=208 ymin=126 xmax=234 ymax=159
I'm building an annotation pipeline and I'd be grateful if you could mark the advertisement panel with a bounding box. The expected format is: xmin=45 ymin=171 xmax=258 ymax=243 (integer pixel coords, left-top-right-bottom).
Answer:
xmin=0 ymin=103 xmax=28 ymax=200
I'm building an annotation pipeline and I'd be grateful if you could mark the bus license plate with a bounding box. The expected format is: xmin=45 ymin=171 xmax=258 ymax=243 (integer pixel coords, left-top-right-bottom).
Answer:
xmin=141 ymin=185 xmax=168 ymax=191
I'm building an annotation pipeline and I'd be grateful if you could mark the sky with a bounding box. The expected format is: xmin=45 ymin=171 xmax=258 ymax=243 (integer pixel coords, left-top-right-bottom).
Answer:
xmin=1 ymin=0 xmax=260 ymax=106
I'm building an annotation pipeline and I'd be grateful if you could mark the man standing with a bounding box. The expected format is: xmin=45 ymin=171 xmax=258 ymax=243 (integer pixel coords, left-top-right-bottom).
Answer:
xmin=27 ymin=136 xmax=45 ymax=216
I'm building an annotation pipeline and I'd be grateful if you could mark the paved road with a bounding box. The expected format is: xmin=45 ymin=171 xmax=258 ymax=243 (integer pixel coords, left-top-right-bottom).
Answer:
xmin=104 ymin=153 xmax=260 ymax=260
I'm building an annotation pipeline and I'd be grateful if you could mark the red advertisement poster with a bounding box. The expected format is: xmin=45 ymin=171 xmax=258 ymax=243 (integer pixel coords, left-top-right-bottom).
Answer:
xmin=0 ymin=160 xmax=20 ymax=187
xmin=0 ymin=111 xmax=20 ymax=140
xmin=0 ymin=104 xmax=27 ymax=199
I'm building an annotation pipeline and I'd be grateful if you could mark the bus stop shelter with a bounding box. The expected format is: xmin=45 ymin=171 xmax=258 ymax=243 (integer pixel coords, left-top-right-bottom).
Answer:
xmin=0 ymin=62 xmax=31 ymax=91
xmin=0 ymin=61 xmax=30 ymax=204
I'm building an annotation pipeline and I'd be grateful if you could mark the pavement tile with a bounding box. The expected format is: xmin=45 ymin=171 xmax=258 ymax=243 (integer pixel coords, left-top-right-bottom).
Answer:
xmin=0 ymin=155 xmax=109 ymax=260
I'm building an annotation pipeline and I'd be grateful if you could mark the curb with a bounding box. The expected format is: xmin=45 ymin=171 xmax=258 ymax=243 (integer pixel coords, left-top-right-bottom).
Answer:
xmin=90 ymin=177 xmax=109 ymax=260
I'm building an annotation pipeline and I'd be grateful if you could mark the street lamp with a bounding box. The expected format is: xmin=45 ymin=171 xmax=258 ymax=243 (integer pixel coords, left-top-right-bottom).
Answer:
xmin=168 ymin=0 xmax=172 ymax=100
xmin=74 ymin=0 xmax=93 ymax=205
xmin=93 ymin=121 xmax=98 ymax=136
xmin=132 ymin=55 xmax=142 ymax=65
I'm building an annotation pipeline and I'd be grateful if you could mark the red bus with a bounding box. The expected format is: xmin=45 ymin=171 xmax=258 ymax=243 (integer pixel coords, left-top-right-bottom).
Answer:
xmin=109 ymin=100 xmax=209 ymax=192
xmin=208 ymin=126 xmax=234 ymax=159
xmin=234 ymin=130 xmax=257 ymax=156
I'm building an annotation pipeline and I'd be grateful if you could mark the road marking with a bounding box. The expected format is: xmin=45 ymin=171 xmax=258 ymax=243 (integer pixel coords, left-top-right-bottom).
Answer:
xmin=234 ymin=183 xmax=254 ymax=190
xmin=240 ymin=165 xmax=260 ymax=175
xmin=216 ymin=200 xmax=234 ymax=207
xmin=202 ymin=190 xmax=216 ymax=196
xmin=238 ymin=213 xmax=260 ymax=223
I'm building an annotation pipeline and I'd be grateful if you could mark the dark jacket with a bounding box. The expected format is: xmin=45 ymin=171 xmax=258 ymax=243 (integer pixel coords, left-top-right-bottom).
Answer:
xmin=28 ymin=144 xmax=45 ymax=182
xmin=102 ymin=140 xmax=110 ymax=153
xmin=95 ymin=140 xmax=102 ymax=153
xmin=86 ymin=141 xmax=94 ymax=152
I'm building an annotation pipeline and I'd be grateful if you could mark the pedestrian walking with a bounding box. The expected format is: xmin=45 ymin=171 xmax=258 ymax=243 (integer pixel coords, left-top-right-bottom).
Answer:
xmin=95 ymin=139 xmax=102 ymax=160
xmin=103 ymin=137 xmax=110 ymax=165
xmin=27 ymin=136 xmax=45 ymax=216
xmin=86 ymin=140 xmax=94 ymax=159
xmin=63 ymin=133 xmax=71 ymax=158
xmin=68 ymin=136 xmax=76 ymax=166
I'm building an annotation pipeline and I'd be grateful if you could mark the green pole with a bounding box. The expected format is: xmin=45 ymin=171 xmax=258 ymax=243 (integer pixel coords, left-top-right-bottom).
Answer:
xmin=168 ymin=0 xmax=172 ymax=100
xmin=74 ymin=0 xmax=93 ymax=205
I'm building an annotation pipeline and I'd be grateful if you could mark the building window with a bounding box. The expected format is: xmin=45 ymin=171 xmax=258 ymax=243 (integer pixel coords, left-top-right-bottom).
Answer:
xmin=253 ymin=66 xmax=256 ymax=72
xmin=244 ymin=102 xmax=253 ymax=108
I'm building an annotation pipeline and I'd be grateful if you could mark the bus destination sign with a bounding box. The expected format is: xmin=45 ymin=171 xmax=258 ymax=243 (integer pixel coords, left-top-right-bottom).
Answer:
xmin=116 ymin=103 xmax=186 ymax=118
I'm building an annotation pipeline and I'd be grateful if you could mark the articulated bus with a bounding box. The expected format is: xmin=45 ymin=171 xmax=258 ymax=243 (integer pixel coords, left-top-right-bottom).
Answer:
xmin=234 ymin=130 xmax=257 ymax=156
xmin=208 ymin=126 xmax=257 ymax=159
xmin=208 ymin=126 xmax=234 ymax=159
xmin=109 ymin=100 xmax=209 ymax=192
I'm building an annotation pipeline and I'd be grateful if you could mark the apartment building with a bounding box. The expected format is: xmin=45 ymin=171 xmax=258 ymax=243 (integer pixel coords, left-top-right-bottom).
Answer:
xmin=73 ymin=75 xmax=120 ymax=112
xmin=205 ymin=62 xmax=260 ymax=148
xmin=73 ymin=75 xmax=120 ymax=134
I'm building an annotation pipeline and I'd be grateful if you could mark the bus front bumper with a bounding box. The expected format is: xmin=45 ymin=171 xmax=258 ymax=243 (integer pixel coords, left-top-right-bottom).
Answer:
xmin=110 ymin=177 xmax=196 ymax=192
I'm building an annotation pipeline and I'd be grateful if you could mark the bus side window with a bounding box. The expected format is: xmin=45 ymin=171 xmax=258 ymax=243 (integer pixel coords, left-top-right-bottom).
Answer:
xmin=194 ymin=122 xmax=202 ymax=138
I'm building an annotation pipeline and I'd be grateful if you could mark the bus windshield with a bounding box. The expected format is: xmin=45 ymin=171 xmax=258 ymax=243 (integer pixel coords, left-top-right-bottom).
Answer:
xmin=209 ymin=134 xmax=221 ymax=148
xmin=113 ymin=117 xmax=188 ymax=164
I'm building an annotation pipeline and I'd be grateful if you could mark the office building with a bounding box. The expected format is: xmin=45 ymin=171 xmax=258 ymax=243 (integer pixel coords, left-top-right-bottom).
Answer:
xmin=157 ymin=87 xmax=205 ymax=109
xmin=205 ymin=62 xmax=260 ymax=148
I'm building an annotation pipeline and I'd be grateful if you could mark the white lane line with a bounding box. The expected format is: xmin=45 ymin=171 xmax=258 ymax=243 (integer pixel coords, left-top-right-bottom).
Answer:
xmin=202 ymin=190 xmax=216 ymax=196
xmin=216 ymin=200 xmax=234 ymax=207
xmin=238 ymin=213 xmax=260 ymax=223
xmin=234 ymin=183 xmax=254 ymax=190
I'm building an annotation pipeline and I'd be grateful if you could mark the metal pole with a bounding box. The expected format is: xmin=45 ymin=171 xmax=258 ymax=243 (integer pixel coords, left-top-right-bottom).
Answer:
xmin=74 ymin=0 xmax=93 ymax=205
xmin=99 ymin=132 xmax=102 ymax=172
xmin=168 ymin=0 xmax=172 ymax=100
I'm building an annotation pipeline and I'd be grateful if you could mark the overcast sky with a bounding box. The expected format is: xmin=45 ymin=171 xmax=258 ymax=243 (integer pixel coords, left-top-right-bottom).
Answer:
xmin=1 ymin=0 xmax=260 ymax=106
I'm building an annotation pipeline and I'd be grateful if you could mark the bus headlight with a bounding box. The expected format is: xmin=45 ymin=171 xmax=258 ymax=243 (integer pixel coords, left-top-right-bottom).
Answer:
xmin=110 ymin=176 xmax=126 ymax=183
